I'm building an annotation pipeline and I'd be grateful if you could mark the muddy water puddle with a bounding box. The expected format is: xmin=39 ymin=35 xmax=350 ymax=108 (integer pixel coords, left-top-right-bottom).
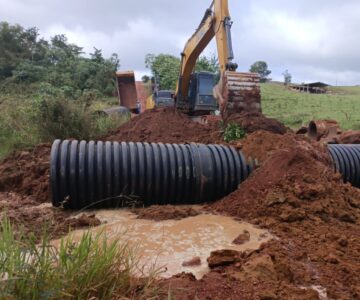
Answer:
xmin=55 ymin=209 xmax=273 ymax=279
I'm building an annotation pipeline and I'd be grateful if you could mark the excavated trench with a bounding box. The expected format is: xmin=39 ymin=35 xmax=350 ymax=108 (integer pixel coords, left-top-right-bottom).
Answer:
xmin=2 ymin=108 xmax=360 ymax=299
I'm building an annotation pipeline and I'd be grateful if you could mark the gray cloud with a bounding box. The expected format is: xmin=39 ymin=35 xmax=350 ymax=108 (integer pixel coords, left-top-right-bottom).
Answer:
xmin=1 ymin=0 xmax=359 ymax=85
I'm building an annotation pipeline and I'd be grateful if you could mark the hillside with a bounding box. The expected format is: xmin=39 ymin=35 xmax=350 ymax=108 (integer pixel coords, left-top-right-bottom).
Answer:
xmin=262 ymin=83 xmax=360 ymax=129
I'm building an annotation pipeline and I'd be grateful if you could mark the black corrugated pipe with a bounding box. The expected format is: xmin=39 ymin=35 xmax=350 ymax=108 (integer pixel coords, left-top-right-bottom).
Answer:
xmin=50 ymin=140 xmax=252 ymax=209
xmin=328 ymin=144 xmax=360 ymax=188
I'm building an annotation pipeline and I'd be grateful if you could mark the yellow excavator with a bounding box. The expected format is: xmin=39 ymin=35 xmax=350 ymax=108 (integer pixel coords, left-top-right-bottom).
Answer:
xmin=174 ymin=0 xmax=261 ymax=119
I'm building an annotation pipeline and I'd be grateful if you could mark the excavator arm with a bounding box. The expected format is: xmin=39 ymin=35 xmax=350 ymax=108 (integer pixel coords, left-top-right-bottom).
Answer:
xmin=175 ymin=0 xmax=261 ymax=118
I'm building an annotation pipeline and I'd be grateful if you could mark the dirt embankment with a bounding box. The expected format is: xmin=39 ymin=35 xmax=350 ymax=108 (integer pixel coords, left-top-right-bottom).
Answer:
xmin=0 ymin=144 xmax=51 ymax=202
xmin=226 ymin=111 xmax=288 ymax=135
xmin=162 ymin=131 xmax=360 ymax=299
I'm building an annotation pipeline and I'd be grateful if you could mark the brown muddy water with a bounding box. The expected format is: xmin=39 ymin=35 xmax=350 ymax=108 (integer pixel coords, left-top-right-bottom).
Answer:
xmin=53 ymin=209 xmax=273 ymax=279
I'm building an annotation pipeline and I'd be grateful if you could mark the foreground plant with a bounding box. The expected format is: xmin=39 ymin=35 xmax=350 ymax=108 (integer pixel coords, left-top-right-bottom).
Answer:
xmin=0 ymin=216 xmax=158 ymax=299
xmin=223 ymin=123 xmax=246 ymax=142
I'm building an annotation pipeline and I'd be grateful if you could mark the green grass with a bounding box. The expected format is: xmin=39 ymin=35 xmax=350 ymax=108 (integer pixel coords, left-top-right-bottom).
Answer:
xmin=0 ymin=216 xmax=160 ymax=299
xmin=262 ymin=83 xmax=360 ymax=130
xmin=0 ymin=93 xmax=129 ymax=160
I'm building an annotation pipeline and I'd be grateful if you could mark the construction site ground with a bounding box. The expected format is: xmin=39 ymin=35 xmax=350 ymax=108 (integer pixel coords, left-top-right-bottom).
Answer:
xmin=1 ymin=107 xmax=360 ymax=299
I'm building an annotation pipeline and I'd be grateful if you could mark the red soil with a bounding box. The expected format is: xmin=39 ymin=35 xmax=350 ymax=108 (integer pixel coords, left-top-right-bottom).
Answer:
xmin=226 ymin=111 xmax=288 ymax=135
xmin=0 ymin=192 xmax=100 ymax=241
xmin=102 ymin=107 xmax=223 ymax=144
xmin=206 ymin=133 xmax=360 ymax=299
xmin=0 ymin=144 xmax=51 ymax=203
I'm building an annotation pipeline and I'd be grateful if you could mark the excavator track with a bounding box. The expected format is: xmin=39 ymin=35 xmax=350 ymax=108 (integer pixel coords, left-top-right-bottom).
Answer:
xmin=214 ymin=71 xmax=261 ymax=120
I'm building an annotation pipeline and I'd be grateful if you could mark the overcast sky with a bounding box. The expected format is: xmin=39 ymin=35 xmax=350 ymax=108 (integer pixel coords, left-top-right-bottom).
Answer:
xmin=1 ymin=0 xmax=360 ymax=85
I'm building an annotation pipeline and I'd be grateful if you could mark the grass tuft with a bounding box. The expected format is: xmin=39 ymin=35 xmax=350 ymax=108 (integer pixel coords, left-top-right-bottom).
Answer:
xmin=0 ymin=216 xmax=158 ymax=299
xmin=223 ymin=123 xmax=246 ymax=142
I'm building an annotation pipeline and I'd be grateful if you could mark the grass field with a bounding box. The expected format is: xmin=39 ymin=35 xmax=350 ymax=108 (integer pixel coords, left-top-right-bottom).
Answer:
xmin=262 ymin=83 xmax=360 ymax=130
xmin=0 ymin=92 xmax=128 ymax=160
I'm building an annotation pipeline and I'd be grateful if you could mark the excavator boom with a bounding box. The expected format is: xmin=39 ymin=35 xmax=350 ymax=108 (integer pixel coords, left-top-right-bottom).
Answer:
xmin=175 ymin=0 xmax=261 ymax=118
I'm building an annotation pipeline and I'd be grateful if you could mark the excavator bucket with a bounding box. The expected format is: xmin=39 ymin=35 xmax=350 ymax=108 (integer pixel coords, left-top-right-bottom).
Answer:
xmin=213 ymin=71 xmax=261 ymax=120
xmin=116 ymin=71 xmax=138 ymax=111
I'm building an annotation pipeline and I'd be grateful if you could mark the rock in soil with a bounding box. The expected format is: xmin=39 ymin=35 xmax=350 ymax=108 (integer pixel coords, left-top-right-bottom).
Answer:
xmin=182 ymin=257 xmax=202 ymax=267
xmin=232 ymin=230 xmax=250 ymax=245
xmin=207 ymin=249 xmax=241 ymax=268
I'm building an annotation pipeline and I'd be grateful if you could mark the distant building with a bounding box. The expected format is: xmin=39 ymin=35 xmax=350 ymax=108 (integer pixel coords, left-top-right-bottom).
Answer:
xmin=291 ymin=82 xmax=329 ymax=94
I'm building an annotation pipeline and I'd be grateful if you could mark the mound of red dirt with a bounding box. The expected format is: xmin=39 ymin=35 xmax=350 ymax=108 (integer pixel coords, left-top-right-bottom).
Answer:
xmin=102 ymin=107 xmax=223 ymax=144
xmin=334 ymin=130 xmax=360 ymax=144
xmin=159 ymin=131 xmax=360 ymax=299
xmin=161 ymin=250 xmax=323 ymax=300
xmin=239 ymin=130 xmax=315 ymax=163
xmin=208 ymin=133 xmax=360 ymax=299
xmin=226 ymin=111 xmax=288 ymax=135
xmin=0 ymin=144 xmax=51 ymax=203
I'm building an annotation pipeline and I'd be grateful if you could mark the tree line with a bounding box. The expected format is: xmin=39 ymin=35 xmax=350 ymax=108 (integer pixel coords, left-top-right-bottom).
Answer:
xmin=0 ymin=22 xmax=119 ymax=97
xmin=0 ymin=21 xmax=292 ymax=99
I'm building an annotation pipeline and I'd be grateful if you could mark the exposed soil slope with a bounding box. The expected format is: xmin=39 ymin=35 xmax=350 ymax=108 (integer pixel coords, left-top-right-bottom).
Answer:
xmin=162 ymin=131 xmax=360 ymax=299
xmin=216 ymin=135 xmax=360 ymax=299
xmin=103 ymin=107 xmax=223 ymax=144
xmin=0 ymin=144 xmax=51 ymax=202
xmin=226 ymin=111 xmax=288 ymax=135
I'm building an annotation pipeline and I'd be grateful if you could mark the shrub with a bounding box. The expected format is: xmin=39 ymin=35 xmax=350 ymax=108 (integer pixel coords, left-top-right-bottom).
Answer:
xmin=0 ymin=91 xmax=129 ymax=159
xmin=223 ymin=123 xmax=246 ymax=142
xmin=0 ymin=98 xmax=40 ymax=158
xmin=31 ymin=96 xmax=94 ymax=141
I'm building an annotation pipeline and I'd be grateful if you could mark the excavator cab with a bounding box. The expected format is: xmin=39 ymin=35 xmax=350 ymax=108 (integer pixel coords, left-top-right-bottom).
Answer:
xmin=188 ymin=72 xmax=218 ymax=113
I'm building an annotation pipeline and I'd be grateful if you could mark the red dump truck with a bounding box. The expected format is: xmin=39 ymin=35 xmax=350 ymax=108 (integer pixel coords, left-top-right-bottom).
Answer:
xmin=116 ymin=71 xmax=138 ymax=113
xmin=116 ymin=71 xmax=151 ymax=113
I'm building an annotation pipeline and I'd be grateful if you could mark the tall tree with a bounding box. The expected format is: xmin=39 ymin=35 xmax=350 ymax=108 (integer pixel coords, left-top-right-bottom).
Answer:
xmin=0 ymin=21 xmax=120 ymax=97
xmin=145 ymin=53 xmax=221 ymax=90
xmin=0 ymin=22 xmax=42 ymax=78
xmin=145 ymin=54 xmax=180 ymax=90
xmin=195 ymin=54 xmax=219 ymax=74
xmin=249 ymin=61 xmax=271 ymax=83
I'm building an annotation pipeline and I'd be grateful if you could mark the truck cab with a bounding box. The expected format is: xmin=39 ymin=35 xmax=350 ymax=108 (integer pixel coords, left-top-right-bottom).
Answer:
xmin=187 ymin=72 xmax=218 ymax=113
xmin=154 ymin=90 xmax=175 ymax=107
